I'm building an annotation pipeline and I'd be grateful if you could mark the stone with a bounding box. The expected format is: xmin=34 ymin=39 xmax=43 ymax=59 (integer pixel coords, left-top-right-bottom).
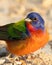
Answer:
xmin=0 ymin=47 xmax=9 ymax=57
xmin=0 ymin=58 xmax=5 ymax=65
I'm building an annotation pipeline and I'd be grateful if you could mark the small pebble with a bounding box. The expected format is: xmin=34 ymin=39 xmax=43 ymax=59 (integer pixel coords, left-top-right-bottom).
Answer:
xmin=0 ymin=47 xmax=9 ymax=57
xmin=14 ymin=61 xmax=22 ymax=65
xmin=0 ymin=58 xmax=5 ymax=65
xmin=20 ymin=60 xmax=26 ymax=65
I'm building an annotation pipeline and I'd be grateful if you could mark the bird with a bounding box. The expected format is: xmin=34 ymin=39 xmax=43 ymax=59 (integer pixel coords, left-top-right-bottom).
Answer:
xmin=0 ymin=12 xmax=49 ymax=56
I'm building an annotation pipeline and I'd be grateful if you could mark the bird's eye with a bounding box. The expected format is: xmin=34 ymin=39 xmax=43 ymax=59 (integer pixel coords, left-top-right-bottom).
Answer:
xmin=32 ymin=18 xmax=37 ymax=21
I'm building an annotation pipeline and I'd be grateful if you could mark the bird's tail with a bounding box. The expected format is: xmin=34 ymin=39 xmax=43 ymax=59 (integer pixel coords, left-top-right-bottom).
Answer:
xmin=0 ymin=25 xmax=9 ymax=40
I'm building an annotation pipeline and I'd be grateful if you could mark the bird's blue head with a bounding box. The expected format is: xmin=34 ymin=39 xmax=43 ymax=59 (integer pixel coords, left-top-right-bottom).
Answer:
xmin=25 ymin=12 xmax=45 ymax=31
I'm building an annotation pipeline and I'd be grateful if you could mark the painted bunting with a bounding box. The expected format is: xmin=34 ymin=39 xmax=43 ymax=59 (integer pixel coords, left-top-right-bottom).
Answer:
xmin=0 ymin=12 xmax=49 ymax=56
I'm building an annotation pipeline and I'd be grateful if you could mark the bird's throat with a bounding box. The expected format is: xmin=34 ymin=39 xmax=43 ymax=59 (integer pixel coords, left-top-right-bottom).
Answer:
xmin=26 ymin=22 xmax=36 ymax=33
xmin=26 ymin=22 xmax=43 ymax=36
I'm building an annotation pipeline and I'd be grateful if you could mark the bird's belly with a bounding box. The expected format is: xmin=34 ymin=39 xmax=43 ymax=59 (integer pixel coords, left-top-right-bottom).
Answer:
xmin=6 ymin=31 xmax=49 ymax=56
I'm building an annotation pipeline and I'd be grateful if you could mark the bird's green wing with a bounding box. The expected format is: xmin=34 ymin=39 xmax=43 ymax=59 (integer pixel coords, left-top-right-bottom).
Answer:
xmin=7 ymin=19 xmax=27 ymax=40
xmin=13 ymin=19 xmax=26 ymax=32
xmin=0 ymin=19 xmax=27 ymax=40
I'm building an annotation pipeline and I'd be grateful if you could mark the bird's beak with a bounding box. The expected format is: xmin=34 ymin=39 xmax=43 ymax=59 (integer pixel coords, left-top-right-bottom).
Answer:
xmin=25 ymin=18 xmax=32 ymax=23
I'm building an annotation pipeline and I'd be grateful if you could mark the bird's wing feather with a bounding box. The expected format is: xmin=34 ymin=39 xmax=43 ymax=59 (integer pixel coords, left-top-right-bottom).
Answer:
xmin=0 ymin=23 xmax=14 ymax=40
xmin=0 ymin=19 xmax=27 ymax=40
xmin=13 ymin=19 xmax=26 ymax=32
